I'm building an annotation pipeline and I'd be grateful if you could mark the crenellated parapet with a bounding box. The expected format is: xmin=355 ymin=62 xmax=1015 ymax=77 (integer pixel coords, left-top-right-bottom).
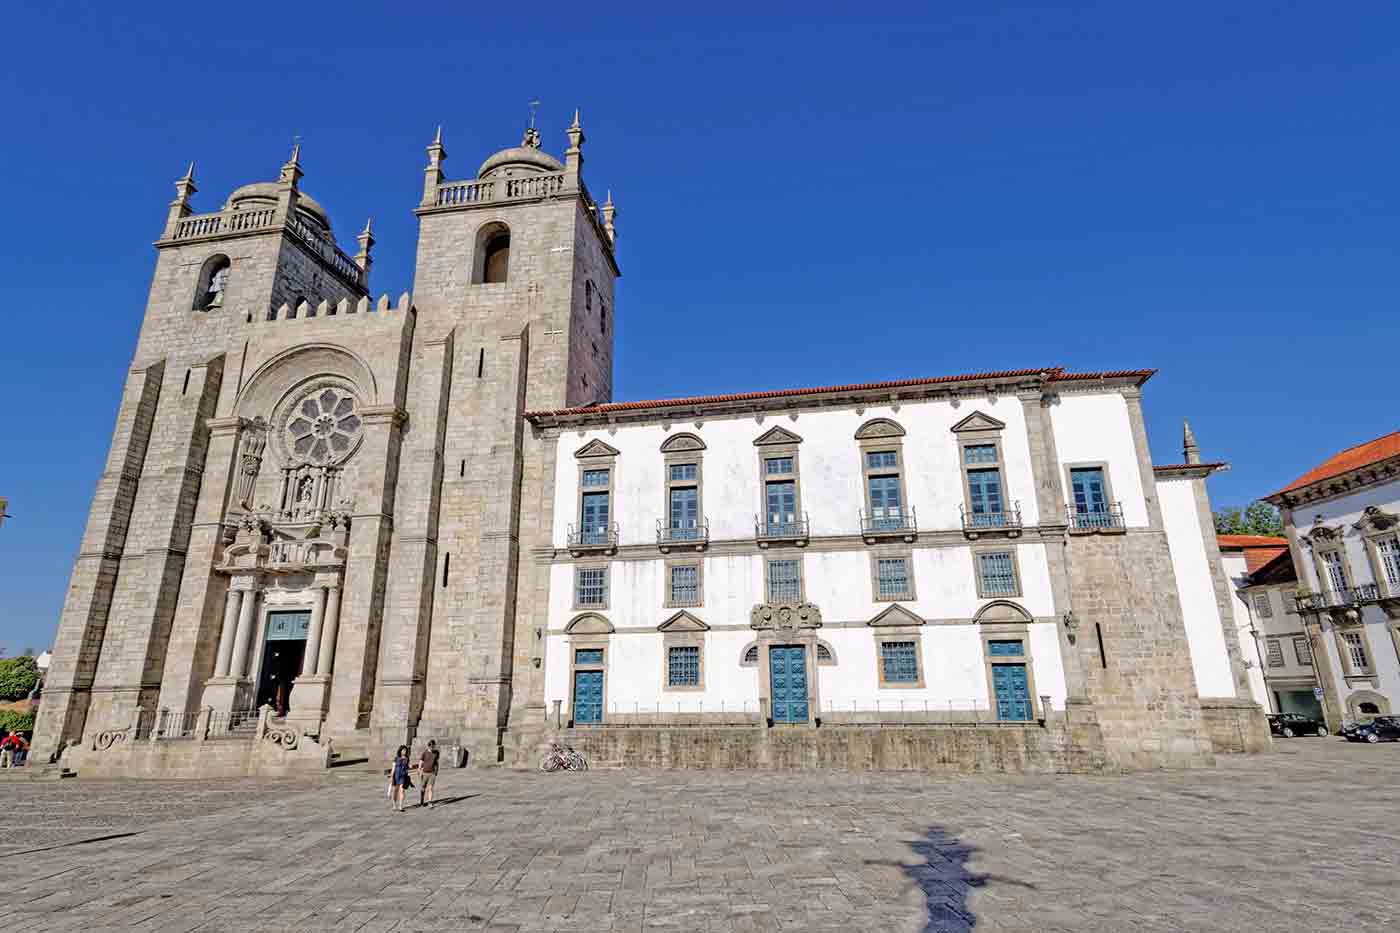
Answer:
xmin=264 ymin=292 xmax=414 ymax=323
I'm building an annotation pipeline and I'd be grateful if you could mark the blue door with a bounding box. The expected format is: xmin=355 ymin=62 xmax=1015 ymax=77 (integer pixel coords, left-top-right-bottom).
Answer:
xmin=769 ymin=645 xmax=809 ymax=723
xmin=766 ymin=481 xmax=796 ymax=533
xmin=1070 ymin=467 xmax=1108 ymax=527
xmin=669 ymin=486 xmax=699 ymax=538
xmin=967 ymin=469 xmax=1004 ymax=526
xmin=992 ymin=664 xmax=1031 ymax=721
xmin=868 ymin=475 xmax=903 ymax=528
xmin=581 ymin=492 xmax=610 ymax=544
xmin=573 ymin=670 xmax=603 ymax=724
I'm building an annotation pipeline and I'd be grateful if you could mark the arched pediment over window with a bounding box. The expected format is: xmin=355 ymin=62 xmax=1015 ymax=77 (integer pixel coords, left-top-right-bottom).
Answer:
xmin=660 ymin=432 xmax=706 ymax=453
xmin=565 ymin=613 xmax=614 ymax=635
xmin=972 ymin=600 xmax=1034 ymax=625
xmin=854 ymin=418 xmax=906 ymax=440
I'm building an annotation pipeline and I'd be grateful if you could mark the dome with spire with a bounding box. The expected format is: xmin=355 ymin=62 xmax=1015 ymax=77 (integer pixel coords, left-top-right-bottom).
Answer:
xmin=477 ymin=126 xmax=564 ymax=179
xmin=222 ymin=182 xmax=333 ymax=233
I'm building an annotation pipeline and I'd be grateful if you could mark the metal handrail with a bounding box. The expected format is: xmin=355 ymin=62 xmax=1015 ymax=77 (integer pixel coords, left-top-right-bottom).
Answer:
xmin=1066 ymin=501 xmax=1125 ymax=530
xmin=657 ymin=518 xmax=709 ymax=546
xmin=567 ymin=522 xmax=619 ymax=549
xmin=1296 ymin=583 xmax=1381 ymax=612
xmin=861 ymin=507 xmax=917 ymax=536
xmin=755 ymin=513 xmax=810 ymax=540
xmin=960 ymin=502 xmax=1022 ymax=531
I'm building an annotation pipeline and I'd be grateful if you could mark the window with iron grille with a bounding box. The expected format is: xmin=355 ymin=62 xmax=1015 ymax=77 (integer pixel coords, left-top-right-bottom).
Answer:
xmin=765 ymin=456 xmax=794 ymax=476
xmin=880 ymin=641 xmax=919 ymax=684
xmin=816 ymin=643 xmax=832 ymax=662
xmin=1265 ymin=639 xmax=1284 ymax=667
xmin=575 ymin=567 xmax=607 ymax=608
xmin=669 ymin=564 xmax=700 ymax=606
xmin=581 ymin=469 xmax=609 ymax=488
xmin=977 ymin=551 xmax=1018 ymax=596
xmin=1293 ymin=636 xmax=1312 ymax=666
xmin=575 ymin=648 xmax=603 ymax=666
xmin=1252 ymin=593 xmax=1273 ymax=619
xmin=865 ymin=450 xmax=898 ymax=470
xmin=767 ymin=559 xmax=801 ymax=602
xmin=1343 ymin=632 xmax=1370 ymax=671
xmin=742 ymin=644 xmax=759 ymax=664
xmin=669 ymin=463 xmax=698 ymax=482
xmin=876 ymin=557 xmax=912 ymax=600
xmin=668 ymin=646 xmax=700 ymax=687
xmin=964 ymin=444 xmax=997 ymax=465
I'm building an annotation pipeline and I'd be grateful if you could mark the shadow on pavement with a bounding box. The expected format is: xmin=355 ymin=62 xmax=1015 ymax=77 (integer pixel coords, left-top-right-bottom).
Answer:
xmin=870 ymin=826 xmax=1038 ymax=932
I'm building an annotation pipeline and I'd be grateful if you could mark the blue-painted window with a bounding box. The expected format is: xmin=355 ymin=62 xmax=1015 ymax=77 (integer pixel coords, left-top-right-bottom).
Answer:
xmin=765 ymin=480 xmax=797 ymax=532
xmin=876 ymin=557 xmax=911 ymax=600
xmin=880 ymin=640 xmax=919 ymax=683
xmin=581 ymin=469 xmax=609 ymax=488
xmin=964 ymin=444 xmax=998 ymax=465
xmin=866 ymin=450 xmax=898 ymax=470
xmin=669 ymin=463 xmax=697 ymax=482
xmin=967 ymin=469 xmax=1005 ymax=525
xmin=669 ymin=486 xmax=699 ymax=536
xmin=669 ymin=564 xmax=699 ymax=605
xmin=667 ymin=646 xmax=700 ymax=687
xmin=768 ymin=559 xmax=801 ymax=602
xmin=1070 ymin=467 xmax=1109 ymax=527
xmin=765 ymin=456 xmax=794 ymax=476
xmin=575 ymin=648 xmax=604 ymax=666
xmin=580 ymin=491 xmax=610 ymax=544
xmin=575 ymin=567 xmax=607 ymax=607
xmin=868 ymin=474 xmax=903 ymax=525
xmin=988 ymin=639 xmax=1024 ymax=657
xmin=978 ymin=551 xmax=1018 ymax=595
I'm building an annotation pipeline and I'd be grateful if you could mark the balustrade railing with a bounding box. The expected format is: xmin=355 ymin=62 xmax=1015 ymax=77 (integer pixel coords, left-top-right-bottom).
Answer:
xmin=286 ymin=216 xmax=362 ymax=285
xmin=173 ymin=208 xmax=278 ymax=241
xmin=434 ymin=172 xmax=568 ymax=208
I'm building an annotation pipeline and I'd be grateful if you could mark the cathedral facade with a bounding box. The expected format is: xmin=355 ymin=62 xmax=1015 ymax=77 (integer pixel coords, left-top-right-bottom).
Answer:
xmin=35 ymin=121 xmax=1267 ymax=775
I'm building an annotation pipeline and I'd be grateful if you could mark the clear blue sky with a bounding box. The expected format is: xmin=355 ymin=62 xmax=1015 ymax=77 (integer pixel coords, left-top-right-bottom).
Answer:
xmin=1 ymin=2 xmax=1397 ymax=651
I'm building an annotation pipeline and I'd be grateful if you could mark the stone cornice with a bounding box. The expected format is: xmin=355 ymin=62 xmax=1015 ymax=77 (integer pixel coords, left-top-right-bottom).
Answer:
xmin=1266 ymin=455 xmax=1400 ymax=508
xmin=1153 ymin=462 xmax=1229 ymax=480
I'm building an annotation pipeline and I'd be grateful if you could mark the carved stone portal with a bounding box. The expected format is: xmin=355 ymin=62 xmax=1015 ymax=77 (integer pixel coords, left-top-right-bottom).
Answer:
xmin=750 ymin=602 xmax=823 ymax=634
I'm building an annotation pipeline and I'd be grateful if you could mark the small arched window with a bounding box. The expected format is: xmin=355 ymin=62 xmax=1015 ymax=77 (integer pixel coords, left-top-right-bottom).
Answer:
xmin=193 ymin=254 xmax=230 ymax=311
xmin=472 ymin=222 xmax=512 ymax=284
xmin=816 ymin=644 xmax=832 ymax=662
xmin=742 ymin=644 xmax=759 ymax=665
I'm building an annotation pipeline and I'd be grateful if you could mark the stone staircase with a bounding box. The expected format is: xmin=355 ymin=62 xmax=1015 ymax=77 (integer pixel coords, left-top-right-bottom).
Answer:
xmin=0 ymin=764 xmax=74 ymax=782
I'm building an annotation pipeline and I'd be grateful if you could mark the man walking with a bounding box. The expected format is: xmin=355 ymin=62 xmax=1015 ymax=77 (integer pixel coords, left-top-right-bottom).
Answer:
xmin=418 ymin=739 xmax=440 ymax=809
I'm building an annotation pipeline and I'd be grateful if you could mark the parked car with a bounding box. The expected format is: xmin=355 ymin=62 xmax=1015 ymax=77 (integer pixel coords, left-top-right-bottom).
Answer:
xmin=1267 ymin=713 xmax=1328 ymax=738
xmin=1345 ymin=716 xmax=1400 ymax=744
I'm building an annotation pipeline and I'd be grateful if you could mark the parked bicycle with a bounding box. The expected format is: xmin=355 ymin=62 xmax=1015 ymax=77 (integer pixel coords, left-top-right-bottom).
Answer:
xmin=539 ymin=742 xmax=588 ymax=772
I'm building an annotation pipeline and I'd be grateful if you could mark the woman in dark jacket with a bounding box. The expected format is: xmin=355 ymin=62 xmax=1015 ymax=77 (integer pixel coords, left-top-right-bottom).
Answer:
xmin=389 ymin=745 xmax=413 ymax=812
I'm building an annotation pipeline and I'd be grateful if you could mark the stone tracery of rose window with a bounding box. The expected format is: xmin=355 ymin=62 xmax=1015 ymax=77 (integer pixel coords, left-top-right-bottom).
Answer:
xmin=285 ymin=387 xmax=362 ymax=465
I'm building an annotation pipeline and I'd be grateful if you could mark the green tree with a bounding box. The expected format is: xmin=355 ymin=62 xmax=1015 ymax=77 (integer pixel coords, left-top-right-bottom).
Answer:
xmin=0 ymin=656 xmax=40 ymax=702
xmin=0 ymin=708 xmax=35 ymax=733
xmin=1213 ymin=501 xmax=1284 ymax=537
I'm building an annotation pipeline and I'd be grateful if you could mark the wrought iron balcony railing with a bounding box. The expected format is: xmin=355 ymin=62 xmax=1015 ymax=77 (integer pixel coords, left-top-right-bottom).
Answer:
xmin=960 ymin=502 xmax=1022 ymax=536
xmin=567 ymin=522 xmax=619 ymax=551
xmin=657 ymin=518 xmax=710 ymax=550
xmin=1295 ymin=583 xmax=1381 ymax=613
xmin=1067 ymin=502 xmax=1125 ymax=532
xmin=755 ymin=513 xmax=810 ymax=544
xmin=861 ymin=507 xmax=918 ymax=540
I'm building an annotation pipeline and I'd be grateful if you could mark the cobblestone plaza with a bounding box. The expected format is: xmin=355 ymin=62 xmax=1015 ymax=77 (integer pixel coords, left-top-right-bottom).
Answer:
xmin=7 ymin=740 xmax=1397 ymax=931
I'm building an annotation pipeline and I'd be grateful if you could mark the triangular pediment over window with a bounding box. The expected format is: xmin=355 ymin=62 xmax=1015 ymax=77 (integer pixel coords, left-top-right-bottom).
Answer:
xmin=657 ymin=610 xmax=709 ymax=632
xmin=574 ymin=439 xmax=621 ymax=459
xmin=753 ymin=425 xmax=803 ymax=446
xmin=951 ymin=411 xmax=1006 ymax=434
xmin=868 ymin=604 xmax=925 ymax=627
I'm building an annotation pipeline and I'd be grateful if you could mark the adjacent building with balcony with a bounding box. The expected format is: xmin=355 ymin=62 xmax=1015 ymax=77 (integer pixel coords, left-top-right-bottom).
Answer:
xmin=1265 ymin=432 xmax=1400 ymax=729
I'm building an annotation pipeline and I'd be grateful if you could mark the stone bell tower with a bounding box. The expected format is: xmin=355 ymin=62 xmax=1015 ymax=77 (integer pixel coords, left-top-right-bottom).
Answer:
xmin=370 ymin=113 xmax=620 ymax=761
xmin=33 ymin=146 xmax=373 ymax=760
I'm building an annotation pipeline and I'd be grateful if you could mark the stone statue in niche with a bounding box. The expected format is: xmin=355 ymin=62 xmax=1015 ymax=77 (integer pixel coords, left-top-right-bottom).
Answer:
xmin=296 ymin=476 xmax=315 ymax=506
xmin=235 ymin=417 xmax=268 ymax=509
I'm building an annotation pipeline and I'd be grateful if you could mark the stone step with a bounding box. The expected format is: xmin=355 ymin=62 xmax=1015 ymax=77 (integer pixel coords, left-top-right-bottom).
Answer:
xmin=0 ymin=765 xmax=74 ymax=782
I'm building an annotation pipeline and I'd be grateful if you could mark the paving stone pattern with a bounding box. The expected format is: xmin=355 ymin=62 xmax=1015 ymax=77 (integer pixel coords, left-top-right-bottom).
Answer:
xmin=7 ymin=741 xmax=1399 ymax=932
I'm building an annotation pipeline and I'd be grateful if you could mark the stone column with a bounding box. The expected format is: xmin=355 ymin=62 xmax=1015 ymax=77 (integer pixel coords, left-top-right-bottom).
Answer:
xmin=301 ymin=586 xmax=327 ymax=678
xmin=317 ymin=584 xmax=342 ymax=676
xmin=229 ymin=582 xmax=260 ymax=679
xmin=214 ymin=586 xmax=243 ymax=677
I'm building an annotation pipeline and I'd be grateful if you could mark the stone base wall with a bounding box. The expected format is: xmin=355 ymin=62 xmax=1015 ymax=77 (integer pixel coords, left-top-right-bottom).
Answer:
xmin=509 ymin=720 xmax=1111 ymax=774
xmin=61 ymin=733 xmax=333 ymax=780
xmin=1198 ymin=698 xmax=1273 ymax=754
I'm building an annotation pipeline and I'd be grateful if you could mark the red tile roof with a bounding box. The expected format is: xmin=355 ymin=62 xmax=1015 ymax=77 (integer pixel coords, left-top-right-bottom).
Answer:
xmin=526 ymin=367 xmax=1156 ymax=419
xmin=1217 ymin=535 xmax=1289 ymax=574
xmin=1249 ymin=548 xmax=1298 ymax=585
xmin=1216 ymin=534 xmax=1288 ymax=548
xmin=1276 ymin=431 xmax=1400 ymax=495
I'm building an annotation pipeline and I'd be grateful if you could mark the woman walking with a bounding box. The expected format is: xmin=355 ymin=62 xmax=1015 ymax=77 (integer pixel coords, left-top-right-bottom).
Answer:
xmin=389 ymin=745 xmax=414 ymax=813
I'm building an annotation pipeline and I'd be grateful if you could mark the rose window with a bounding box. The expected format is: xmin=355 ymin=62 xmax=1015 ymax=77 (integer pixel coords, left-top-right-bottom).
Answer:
xmin=285 ymin=388 xmax=361 ymax=463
